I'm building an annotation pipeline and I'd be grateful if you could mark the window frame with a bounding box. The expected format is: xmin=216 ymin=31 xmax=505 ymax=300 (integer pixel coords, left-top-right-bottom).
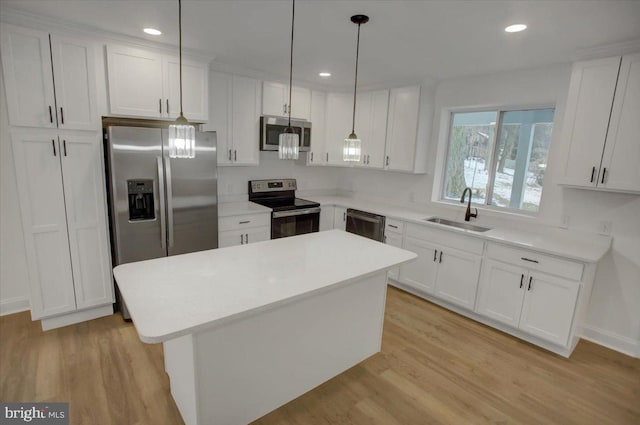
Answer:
xmin=438 ymin=104 xmax=556 ymax=216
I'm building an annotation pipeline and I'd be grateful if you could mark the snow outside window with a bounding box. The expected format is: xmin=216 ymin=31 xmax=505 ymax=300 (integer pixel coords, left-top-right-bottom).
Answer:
xmin=442 ymin=108 xmax=555 ymax=213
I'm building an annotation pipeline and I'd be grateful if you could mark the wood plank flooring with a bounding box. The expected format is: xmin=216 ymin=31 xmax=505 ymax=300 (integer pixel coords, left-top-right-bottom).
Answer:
xmin=1 ymin=286 xmax=638 ymax=425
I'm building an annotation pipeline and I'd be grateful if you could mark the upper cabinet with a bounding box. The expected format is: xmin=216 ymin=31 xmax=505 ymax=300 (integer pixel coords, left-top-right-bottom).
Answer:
xmin=262 ymin=81 xmax=310 ymax=120
xmin=324 ymin=92 xmax=352 ymax=166
xmin=106 ymin=44 xmax=209 ymax=121
xmin=354 ymin=90 xmax=389 ymax=169
xmin=307 ymin=90 xmax=327 ymax=166
xmin=384 ymin=86 xmax=421 ymax=172
xmin=1 ymin=24 xmax=98 ymax=130
xmin=560 ymin=53 xmax=640 ymax=193
xmin=205 ymin=71 xmax=260 ymax=166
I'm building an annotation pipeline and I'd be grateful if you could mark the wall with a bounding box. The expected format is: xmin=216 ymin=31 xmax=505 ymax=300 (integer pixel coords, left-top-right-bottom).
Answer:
xmin=340 ymin=64 xmax=640 ymax=357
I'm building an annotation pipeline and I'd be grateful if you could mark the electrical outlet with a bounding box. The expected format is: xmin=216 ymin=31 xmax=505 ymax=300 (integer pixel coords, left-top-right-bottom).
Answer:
xmin=599 ymin=220 xmax=612 ymax=235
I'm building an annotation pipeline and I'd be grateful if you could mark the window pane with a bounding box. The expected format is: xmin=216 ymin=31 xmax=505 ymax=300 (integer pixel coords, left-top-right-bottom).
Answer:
xmin=443 ymin=111 xmax=497 ymax=204
xmin=491 ymin=109 xmax=554 ymax=212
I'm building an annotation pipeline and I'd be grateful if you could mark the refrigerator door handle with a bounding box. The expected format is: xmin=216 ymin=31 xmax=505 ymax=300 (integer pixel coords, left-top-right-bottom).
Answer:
xmin=166 ymin=158 xmax=174 ymax=248
xmin=157 ymin=156 xmax=167 ymax=250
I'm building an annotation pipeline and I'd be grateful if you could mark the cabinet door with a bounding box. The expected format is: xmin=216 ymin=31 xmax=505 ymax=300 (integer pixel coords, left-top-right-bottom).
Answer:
xmin=367 ymin=90 xmax=390 ymax=168
xmin=308 ymin=90 xmax=327 ymax=165
xmin=232 ymin=76 xmax=261 ymax=165
xmin=164 ymin=57 xmax=209 ymax=121
xmin=0 ymin=25 xmax=57 ymax=128
xmin=435 ymin=247 xmax=482 ymax=310
xmin=519 ymin=272 xmax=579 ymax=346
xmin=262 ymin=81 xmax=287 ymax=116
xmin=11 ymin=133 xmax=76 ymax=318
xmin=319 ymin=205 xmax=335 ymax=231
xmin=384 ymin=231 xmax=403 ymax=281
xmin=50 ymin=35 xmax=98 ymax=131
xmin=333 ymin=207 xmax=347 ymax=230
xmin=290 ymin=86 xmax=311 ymax=120
xmin=354 ymin=91 xmax=373 ymax=168
xmin=245 ymin=227 xmax=270 ymax=245
xmin=106 ymin=45 xmax=163 ymax=118
xmin=385 ymin=86 xmax=420 ymax=172
xmin=325 ymin=93 xmax=352 ymax=165
xmin=219 ymin=229 xmax=244 ymax=248
xmin=561 ymin=57 xmax=620 ymax=187
xmin=475 ymin=259 xmax=526 ymax=328
xmin=207 ymin=72 xmax=233 ymax=164
xmin=60 ymin=134 xmax=114 ymax=309
xmin=398 ymin=237 xmax=438 ymax=293
xmin=599 ymin=53 xmax=640 ymax=192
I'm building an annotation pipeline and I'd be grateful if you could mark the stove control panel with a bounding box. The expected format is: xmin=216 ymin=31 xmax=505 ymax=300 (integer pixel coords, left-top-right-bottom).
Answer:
xmin=250 ymin=179 xmax=297 ymax=193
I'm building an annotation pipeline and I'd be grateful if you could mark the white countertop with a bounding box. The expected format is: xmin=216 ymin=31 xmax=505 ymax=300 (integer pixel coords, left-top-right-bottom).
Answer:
xmin=114 ymin=230 xmax=416 ymax=343
xmin=218 ymin=201 xmax=271 ymax=217
xmin=309 ymin=196 xmax=611 ymax=263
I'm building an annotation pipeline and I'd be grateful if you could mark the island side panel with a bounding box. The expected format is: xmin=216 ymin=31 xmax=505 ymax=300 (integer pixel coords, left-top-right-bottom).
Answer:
xmin=193 ymin=272 xmax=389 ymax=425
xmin=164 ymin=334 xmax=199 ymax=425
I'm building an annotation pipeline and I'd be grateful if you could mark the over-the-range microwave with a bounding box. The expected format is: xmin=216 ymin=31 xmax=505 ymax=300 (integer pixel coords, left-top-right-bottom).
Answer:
xmin=260 ymin=115 xmax=311 ymax=152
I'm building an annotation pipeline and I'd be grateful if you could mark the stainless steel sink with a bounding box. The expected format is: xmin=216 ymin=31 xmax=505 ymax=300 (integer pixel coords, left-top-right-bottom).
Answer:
xmin=424 ymin=217 xmax=491 ymax=233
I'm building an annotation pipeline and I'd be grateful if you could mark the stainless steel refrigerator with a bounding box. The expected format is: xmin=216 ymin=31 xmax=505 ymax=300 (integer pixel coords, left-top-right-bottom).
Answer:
xmin=103 ymin=118 xmax=218 ymax=319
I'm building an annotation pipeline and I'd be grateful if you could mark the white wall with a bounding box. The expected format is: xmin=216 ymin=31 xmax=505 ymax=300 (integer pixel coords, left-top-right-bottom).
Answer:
xmin=340 ymin=63 xmax=640 ymax=356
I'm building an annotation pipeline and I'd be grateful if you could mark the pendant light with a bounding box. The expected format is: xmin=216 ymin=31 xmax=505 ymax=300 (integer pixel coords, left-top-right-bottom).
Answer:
xmin=343 ymin=14 xmax=369 ymax=162
xmin=278 ymin=0 xmax=300 ymax=160
xmin=168 ymin=0 xmax=196 ymax=159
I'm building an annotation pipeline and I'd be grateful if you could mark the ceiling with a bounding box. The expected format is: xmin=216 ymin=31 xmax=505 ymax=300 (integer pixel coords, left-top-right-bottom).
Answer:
xmin=2 ymin=0 xmax=640 ymax=89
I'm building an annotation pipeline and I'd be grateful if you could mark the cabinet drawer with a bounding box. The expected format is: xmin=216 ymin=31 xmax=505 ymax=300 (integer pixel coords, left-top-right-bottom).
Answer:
xmin=406 ymin=223 xmax=484 ymax=255
xmin=219 ymin=213 xmax=270 ymax=232
xmin=385 ymin=218 xmax=404 ymax=234
xmin=486 ymin=243 xmax=584 ymax=281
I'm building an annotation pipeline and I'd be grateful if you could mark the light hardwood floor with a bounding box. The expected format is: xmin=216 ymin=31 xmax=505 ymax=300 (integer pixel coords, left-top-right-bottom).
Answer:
xmin=1 ymin=286 xmax=639 ymax=425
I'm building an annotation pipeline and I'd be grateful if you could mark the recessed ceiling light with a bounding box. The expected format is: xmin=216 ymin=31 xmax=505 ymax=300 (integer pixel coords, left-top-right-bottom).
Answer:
xmin=144 ymin=28 xmax=162 ymax=36
xmin=319 ymin=72 xmax=331 ymax=77
xmin=505 ymin=24 xmax=527 ymax=33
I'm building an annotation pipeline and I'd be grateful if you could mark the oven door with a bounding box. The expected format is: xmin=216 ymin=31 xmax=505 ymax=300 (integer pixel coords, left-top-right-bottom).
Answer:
xmin=271 ymin=207 xmax=320 ymax=239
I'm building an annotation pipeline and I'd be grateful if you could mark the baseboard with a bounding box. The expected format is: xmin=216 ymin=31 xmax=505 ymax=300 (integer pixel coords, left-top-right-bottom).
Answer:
xmin=40 ymin=304 xmax=113 ymax=331
xmin=580 ymin=325 xmax=640 ymax=358
xmin=0 ymin=296 xmax=30 ymax=316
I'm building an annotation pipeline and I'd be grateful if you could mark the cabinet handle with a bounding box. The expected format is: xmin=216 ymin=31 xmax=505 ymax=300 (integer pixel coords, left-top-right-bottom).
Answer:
xmin=367 ymin=155 xmax=370 ymax=164
xmin=388 ymin=224 xmax=398 ymax=229
xmin=52 ymin=139 xmax=56 ymax=156
xmin=386 ymin=156 xmax=390 ymax=166
xmin=520 ymin=257 xmax=539 ymax=264
xmin=326 ymin=152 xmax=329 ymax=162
xmin=590 ymin=166 xmax=596 ymax=183
xmin=166 ymin=99 xmax=170 ymax=115
xmin=60 ymin=107 xmax=64 ymax=125
xmin=528 ymin=276 xmax=533 ymax=291
xmin=240 ymin=234 xmax=244 ymax=245
xmin=601 ymin=167 xmax=607 ymax=184
xmin=433 ymin=249 xmax=437 ymax=262
xmin=520 ymin=274 xmax=524 ymax=288
xmin=239 ymin=220 xmax=250 ymax=224
xmin=310 ymin=152 xmax=313 ymax=162
xmin=245 ymin=233 xmax=249 ymax=244
xmin=49 ymin=105 xmax=53 ymax=123
xmin=159 ymin=98 xmax=162 ymax=114
xmin=439 ymin=251 xmax=443 ymax=263
xmin=63 ymin=140 xmax=67 ymax=156
xmin=234 ymin=150 xmax=237 ymax=161
xmin=343 ymin=212 xmax=346 ymax=221
xmin=228 ymin=149 xmax=232 ymax=161
xmin=283 ymin=104 xmax=287 ymax=115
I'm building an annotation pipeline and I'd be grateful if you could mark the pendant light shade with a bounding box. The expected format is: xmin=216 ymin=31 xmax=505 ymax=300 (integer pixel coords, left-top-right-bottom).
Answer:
xmin=169 ymin=0 xmax=196 ymax=159
xmin=278 ymin=0 xmax=300 ymax=160
xmin=343 ymin=14 xmax=369 ymax=162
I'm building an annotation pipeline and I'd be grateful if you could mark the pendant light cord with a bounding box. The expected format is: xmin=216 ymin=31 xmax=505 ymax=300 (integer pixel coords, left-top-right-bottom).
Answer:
xmin=179 ymin=0 xmax=184 ymax=117
xmin=351 ymin=21 xmax=361 ymax=134
xmin=287 ymin=0 xmax=295 ymax=129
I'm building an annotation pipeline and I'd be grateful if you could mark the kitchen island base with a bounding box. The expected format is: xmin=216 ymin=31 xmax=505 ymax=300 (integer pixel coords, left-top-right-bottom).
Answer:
xmin=164 ymin=272 xmax=388 ymax=425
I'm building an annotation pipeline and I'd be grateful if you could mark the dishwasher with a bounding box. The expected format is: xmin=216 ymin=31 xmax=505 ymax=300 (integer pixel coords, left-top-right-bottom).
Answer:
xmin=345 ymin=209 xmax=386 ymax=242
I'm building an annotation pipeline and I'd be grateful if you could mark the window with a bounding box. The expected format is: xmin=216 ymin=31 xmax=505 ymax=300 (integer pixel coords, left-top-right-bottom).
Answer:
xmin=442 ymin=108 xmax=555 ymax=213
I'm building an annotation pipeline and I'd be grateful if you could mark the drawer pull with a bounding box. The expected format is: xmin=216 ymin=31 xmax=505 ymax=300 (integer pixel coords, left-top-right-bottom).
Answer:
xmin=239 ymin=220 xmax=251 ymax=224
xmin=521 ymin=257 xmax=539 ymax=264
xmin=388 ymin=224 xmax=398 ymax=229
xmin=520 ymin=274 xmax=524 ymax=288
xmin=528 ymin=276 xmax=533 ymax=291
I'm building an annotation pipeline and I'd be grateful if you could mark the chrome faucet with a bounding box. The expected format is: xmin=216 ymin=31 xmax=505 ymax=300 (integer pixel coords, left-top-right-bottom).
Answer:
xmin=460 ymin=187 xmax=478 ymax=222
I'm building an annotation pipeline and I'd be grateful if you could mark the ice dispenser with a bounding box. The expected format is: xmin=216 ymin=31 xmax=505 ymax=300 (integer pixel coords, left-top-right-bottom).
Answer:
xmin=127 ymin=179 xmax=155 ymax=221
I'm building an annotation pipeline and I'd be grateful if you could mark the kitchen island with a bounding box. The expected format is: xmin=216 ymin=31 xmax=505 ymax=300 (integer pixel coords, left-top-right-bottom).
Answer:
xmin=114 ymin=230 xmax=416 ymax=425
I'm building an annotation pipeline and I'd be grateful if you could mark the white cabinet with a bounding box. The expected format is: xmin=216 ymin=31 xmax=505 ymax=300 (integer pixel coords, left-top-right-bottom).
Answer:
xmin=333 ymin=207 xmax=347 ymax=230
xmin=1 ymin=25 xmax=98 ymax=130
xmin=218 ymin=212 xmax=271 ymax=248
xmin=307 ymin=90 xmax=327 ymax=166
xmin=207 ymin=72 xmax=260 ymax=166
xmin=11 ymin=131 xmax=113 ymax=320
xmin=384 ymin=86 xmax=421 ymax=172
xmin=476 ymin=245 xmax=581 ymax=346
xmin=398 ymin=224 xmax=483 ymax=310
xmin=319 ymin=205 xmax=335 ymax=231
xmin=354 ymin=90 xmax=389 ymax=169
xmin=325 ymin=93 xmax=352 ymax=166
xmin=384 ymin=219 xmax=405 ymax=281
xmin=561 ymin=54 xmax=640 ymax=193
xmin=262 ymin=81 xmax=310 ymax=120
xmin=106 ymin=44 xmax=208 ymax=121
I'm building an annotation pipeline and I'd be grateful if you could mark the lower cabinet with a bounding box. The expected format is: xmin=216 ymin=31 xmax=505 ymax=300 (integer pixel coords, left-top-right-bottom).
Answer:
xmin=476 ymin=256 xmax=581 ymax=346
xmin=11 ymin=131 xmax=114 ymax=320
xmin=399 ymin=237 xmax=439 ymax=292
xmin=383 ymin=223 xmax=403 ymax=281
xmin=319 ymin=205 xmax=335 ymax=231
xmin=333 ymin=207 xmax=347 ymax=231
xmin=218 ymin=212 xmax=271 ymax=248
